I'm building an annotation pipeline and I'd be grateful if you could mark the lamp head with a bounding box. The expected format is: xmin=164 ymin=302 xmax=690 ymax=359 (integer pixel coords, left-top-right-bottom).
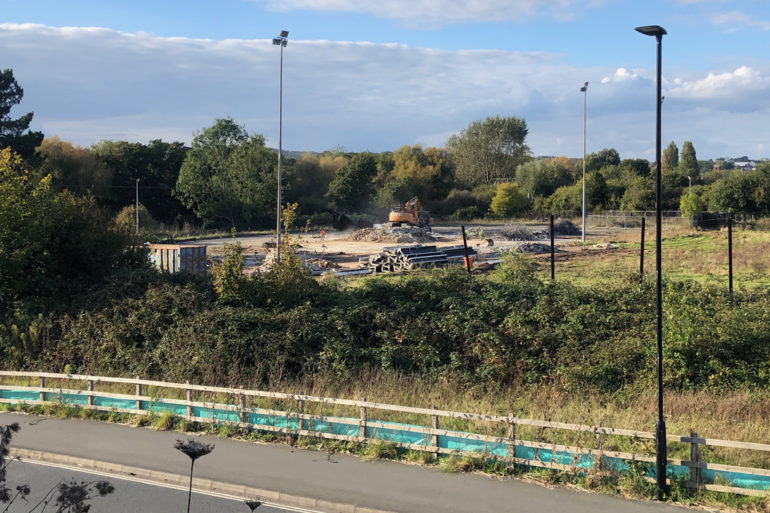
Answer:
xmin=635 ymin=25 xmax=667 ymax=38
xmin=580 ymin=82 xmax=588 ymax=92
xmin=273 ymin=30 xmax=289 ymax=47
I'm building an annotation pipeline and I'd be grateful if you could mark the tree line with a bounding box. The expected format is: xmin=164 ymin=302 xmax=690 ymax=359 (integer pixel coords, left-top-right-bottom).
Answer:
xmin=2 ymin=67 xmax=769 ymax=238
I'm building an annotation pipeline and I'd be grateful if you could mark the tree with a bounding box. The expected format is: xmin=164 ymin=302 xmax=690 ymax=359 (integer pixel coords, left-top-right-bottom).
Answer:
xmin=620 ymin=176 xmax=655 ymax=211
xmin=0 ymin=148 xmax=133 ymax=310
xmin=446 ymin=116 xmax=530 ymax=188
xmin=36 ymin=137 xmax=113 ymax=199
xmin=376 ymin=145 xmax=454 ymax=205
xmin=662 ymin=141 xmax=679 ymax=173
xmin=286 ymin=152 xmax=341 ymax=213
xmin=0 ymin=69 xmax=44 ymax=162
xmin=545 ymin=183 xmax=581 ymax=215
xmin=94 ymin=139 xmax=189 ymax=223
xmin=490 ymin=182 xmax=528 ymax=218
xmin=514 ymin=158 xmax=573 ymax=200
xmin=679 ymin=141 xmax=699 ymax=178
xmin=585 ymin=148 xmax=620 ymax=173
xmin=174 ymin=118 xmax=277 ymax=228
xmin=325 ymin=152 xmax=378 ymax=211
xmin=620 ymin=158 xmax=651 ymax=177
xmin=680 ymin=191 xmax=704 ymax=218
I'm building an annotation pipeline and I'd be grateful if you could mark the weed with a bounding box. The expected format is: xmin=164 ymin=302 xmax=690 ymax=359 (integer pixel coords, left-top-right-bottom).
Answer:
xmin=363 ymin=440 xmax=399 ymax=461
xmin=153 ymin=410 xmax=176 ymax=431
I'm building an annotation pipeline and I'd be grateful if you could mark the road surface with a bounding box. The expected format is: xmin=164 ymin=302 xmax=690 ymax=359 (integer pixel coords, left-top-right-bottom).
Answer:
xmin=1 ymin=412 xmax=688 ymax=513
xmin=7 ymin=460 xmax=302 ymax=513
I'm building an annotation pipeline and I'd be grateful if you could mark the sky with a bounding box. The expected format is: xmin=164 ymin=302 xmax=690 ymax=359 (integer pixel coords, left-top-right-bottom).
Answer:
xmin=2 ymin=0 xmax=769 ymax=160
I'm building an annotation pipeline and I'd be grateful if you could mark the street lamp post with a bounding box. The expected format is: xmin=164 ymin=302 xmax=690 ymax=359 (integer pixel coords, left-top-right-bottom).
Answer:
xmin=272 ymin=29 xmax=289 ymax=263
xmin=635 ymin=23 xmax=667 ymax=501
xmin=135 ymin=178 xmax=140 ymax=243
xmin=687 ymin=175 xmax=692 ymax=194
xmin=580 ymin=82 xmax=588 ymax=243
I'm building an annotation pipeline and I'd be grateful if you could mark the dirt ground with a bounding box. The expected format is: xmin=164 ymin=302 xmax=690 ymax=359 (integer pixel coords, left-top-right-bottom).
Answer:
xmin=194 ymin=223 xmax=601 ymax=272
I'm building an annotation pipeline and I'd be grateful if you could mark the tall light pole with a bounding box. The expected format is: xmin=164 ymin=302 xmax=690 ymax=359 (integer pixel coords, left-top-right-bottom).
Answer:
xmin=580 ymin=82 xmax=588 ymax=243
xmin=135 ymin=178 xmax=140 ymax=243
xmin=636 ymin=23 xmax=667 ymax=501
xmin=272 ymin=29 xmax=289 ymax=263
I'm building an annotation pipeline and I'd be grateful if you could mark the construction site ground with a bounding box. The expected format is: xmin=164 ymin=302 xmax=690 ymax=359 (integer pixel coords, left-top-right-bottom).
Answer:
xmin=194 ymin=222 xmax=652 ymax=275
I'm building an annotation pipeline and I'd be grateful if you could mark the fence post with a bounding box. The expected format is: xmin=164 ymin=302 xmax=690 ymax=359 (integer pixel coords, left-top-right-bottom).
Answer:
xmin=594 ymin=426 xmax=604 ymax=471
xmin=87 ymin=380 xmax=94 ymax=407
xmin=185 ymin=381 xmax=192 ymax=419
xmin=689 ymin=431 xmax=701 ymax=489
xmin=297 ymin=396 xmax=305 ymax=431
xmin=728 ymin=217 xmax=733 ymax=294
xmin=359 ymin=398 xmax=367 ymax=440
xmin=431 ymin=407 xmax=439 ymax=454
xmin=506 ymin=414 xmax=516 ymax=464
xmin=640 ymin=217 xmax=646 ymax=277
xmin=39 ymin=376 xmax=45 ymax=403
xmin=550 ymin=215 xmax=555 ymax=280
xmin=135 ymin=377 xmax=142 ymax=411
xmin=239 ymin=393 xmax=247 ymax=424
xmin=461 ymin=225 xmax=471 ymax=274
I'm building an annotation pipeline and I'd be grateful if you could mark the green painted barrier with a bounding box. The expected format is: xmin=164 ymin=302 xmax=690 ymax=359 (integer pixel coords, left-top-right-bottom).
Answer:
xmin=1 ymin=388 xmax=768 ymax=492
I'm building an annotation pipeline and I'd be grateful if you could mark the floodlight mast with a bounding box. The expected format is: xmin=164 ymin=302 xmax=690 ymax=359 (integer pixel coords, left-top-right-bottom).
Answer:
xmin=580 ymin=82 xmax=588 ymax=243
xmin=272 ymin=30 xmax=289 ymax=263
xmin=635 ymin=23 xmax=667 ymax=502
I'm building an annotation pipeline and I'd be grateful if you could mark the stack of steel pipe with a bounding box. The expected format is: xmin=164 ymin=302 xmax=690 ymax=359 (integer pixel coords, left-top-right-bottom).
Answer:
xmin=366 ymin=244 xmax=477 ymax=274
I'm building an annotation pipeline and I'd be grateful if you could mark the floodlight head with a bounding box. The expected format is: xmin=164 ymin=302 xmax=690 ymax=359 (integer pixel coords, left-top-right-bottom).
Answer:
xmin=635 ymin=25 xmax=667 ymax=38
xmin=580 ymin=82 xmax=588 ymax=92
xmin=280 ymin=30 xmax=289 ymax=38
xmin=272 ymin=38 xmax=282 ymax=45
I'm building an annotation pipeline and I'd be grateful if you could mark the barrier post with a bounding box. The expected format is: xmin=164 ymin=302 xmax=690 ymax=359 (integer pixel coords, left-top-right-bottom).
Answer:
xmin=87 ymin=380 xmax=94 ymax=406
xmin=297 ymin=396 xmax=305 ymax=431
xmin=135 ymin=377 xmax=142 ymax=411
xmin=185 ymin=381 xmax=192 ymax=418
xmin=431 ymin=408 xmax=439 ymax=454
xmin=359 ymin=398 xmax=367 ymax=440
xmin=39 ymin=376 xmax=45 ymax=402
xmin=689 ymin=431 xmax=702 ymax=489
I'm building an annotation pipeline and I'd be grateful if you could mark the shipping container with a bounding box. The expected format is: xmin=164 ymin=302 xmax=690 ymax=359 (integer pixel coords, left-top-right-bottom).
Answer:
xmin=147 ymin=244 xmax=207 ymax=274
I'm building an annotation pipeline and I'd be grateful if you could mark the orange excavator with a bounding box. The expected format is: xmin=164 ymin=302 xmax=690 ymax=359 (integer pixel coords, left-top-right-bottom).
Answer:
xmin=388 ymin=196 xmax=433 ymax=230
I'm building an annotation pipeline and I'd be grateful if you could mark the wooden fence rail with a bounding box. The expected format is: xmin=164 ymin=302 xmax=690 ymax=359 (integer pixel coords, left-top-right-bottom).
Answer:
xmin=0 ymin=371 xmax=768 ymax=497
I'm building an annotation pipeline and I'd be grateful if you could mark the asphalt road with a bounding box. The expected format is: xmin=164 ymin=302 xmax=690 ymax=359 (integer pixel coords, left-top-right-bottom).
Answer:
xmin=1 ymin=412 xmax=689 ymax=513
xmin=6 ymin=460 xmax=298 ymax=513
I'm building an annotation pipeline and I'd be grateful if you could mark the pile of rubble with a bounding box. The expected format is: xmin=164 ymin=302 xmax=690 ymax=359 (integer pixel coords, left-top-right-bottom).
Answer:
xmin=515 ymin=242 xmax=555 ymax=254
xmin=255 ymin=249 xmax=339 ymax=275
xmin=347 ymin=226 xmax=435 ymax=244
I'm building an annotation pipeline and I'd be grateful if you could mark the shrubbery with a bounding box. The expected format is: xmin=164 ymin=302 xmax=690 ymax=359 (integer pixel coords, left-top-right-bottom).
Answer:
xmin=4 ymin=252 xmax=770 ymax=396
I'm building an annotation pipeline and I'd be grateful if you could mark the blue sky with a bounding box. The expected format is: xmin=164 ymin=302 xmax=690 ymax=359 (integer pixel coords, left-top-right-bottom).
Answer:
xmin=2 ymin=0 xmax=769 ymax=159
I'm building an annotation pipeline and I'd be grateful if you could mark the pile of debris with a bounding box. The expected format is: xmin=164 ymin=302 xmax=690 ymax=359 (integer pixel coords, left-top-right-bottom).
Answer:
xmin=362 ymin=244 xmax=476 ymax=274
xmin=500 ymin=224 xmax=543 ymax=241
xmin=347 ymin=226 xmax=435 ymax=244
xmin=256 ymin=249 xmax=338 ymax=275
xmin=515 ymin=242 xmax=554 ymax=254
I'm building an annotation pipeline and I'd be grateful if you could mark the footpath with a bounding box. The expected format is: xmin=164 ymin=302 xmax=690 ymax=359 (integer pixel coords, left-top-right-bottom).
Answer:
xmin=0 ymin=412 xmax=687 ymax=513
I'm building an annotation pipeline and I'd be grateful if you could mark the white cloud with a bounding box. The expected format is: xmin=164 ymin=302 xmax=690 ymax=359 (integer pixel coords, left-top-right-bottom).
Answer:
xmin=601 ymin=68 xmax=640 ymax=83
xmin=1 ymin=23 xmax=768 ymax=159
xmin=709 ymin=10 xmax=770 ymax=31
xmin=667 ymin=66 xmax=770 ymax=110
xmin=253 ymin=0 xmax=604 ymax=25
